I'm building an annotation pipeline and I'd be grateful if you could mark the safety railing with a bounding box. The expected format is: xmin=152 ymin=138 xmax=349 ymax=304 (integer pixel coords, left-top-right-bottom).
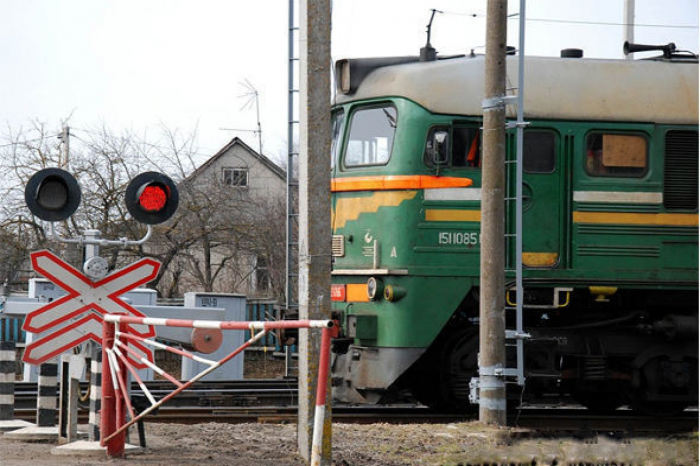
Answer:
xmin=100 ymin=314 xmax=334 ymax=466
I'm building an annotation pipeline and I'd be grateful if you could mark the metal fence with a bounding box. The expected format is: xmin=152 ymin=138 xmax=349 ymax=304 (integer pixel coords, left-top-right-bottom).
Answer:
xmin=0 ymin=302 xmax=24 ymax=344
xmin=245 ymin=299 xmax=283 ymax=352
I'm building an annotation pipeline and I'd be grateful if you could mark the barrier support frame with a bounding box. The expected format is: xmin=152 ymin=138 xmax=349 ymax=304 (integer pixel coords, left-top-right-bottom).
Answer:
xmin=100 ymin=315 xmax=334 ymax=465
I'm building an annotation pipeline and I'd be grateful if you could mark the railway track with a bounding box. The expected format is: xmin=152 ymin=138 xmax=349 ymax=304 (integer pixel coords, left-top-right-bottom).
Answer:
xmin=10 ymin=380 xmax=698 ymax=434
xmin=12 ymin=379 xmax=299 ymax=410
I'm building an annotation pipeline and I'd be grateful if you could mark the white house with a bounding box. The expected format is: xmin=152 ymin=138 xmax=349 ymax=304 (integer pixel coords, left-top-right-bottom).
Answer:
xmin=162 ymin=137 xmax=288 ymax=299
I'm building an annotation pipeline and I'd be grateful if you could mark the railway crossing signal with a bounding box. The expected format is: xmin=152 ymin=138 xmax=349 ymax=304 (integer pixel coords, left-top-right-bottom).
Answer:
xmin=24 ymin=169 xmax=179 ymax=226
xmin=20 ymin=168 xmax=179 ymax=370
xmin=24 ymin=168 xmax=81 ymax=222
xmin=19 ymin=167 xmax=180 ymax=450
xmin=22 ymin=250 xmax=158 ymax=368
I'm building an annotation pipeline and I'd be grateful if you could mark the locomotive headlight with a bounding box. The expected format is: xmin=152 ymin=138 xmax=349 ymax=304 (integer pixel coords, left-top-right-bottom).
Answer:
xmin=367 ymin=277 xmax=383 ymax=301
xmin=384 ymin=284 xmax=407 ymax=302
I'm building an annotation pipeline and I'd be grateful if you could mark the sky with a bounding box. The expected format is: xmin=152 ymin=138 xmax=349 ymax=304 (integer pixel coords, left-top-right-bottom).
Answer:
xmin=0 ymin=0 xmax=697 ymax=168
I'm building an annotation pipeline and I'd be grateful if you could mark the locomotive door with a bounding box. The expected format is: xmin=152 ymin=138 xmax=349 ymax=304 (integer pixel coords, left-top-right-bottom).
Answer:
xmin=519 ymin=129 xmax=563 ymax=268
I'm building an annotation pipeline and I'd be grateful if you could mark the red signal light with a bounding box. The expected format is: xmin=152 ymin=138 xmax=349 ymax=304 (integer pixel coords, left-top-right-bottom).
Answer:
xmin=125 ymin=172 xmax=179 ymax=225
xmin=138 ymin=184 xmax=168 ymax=213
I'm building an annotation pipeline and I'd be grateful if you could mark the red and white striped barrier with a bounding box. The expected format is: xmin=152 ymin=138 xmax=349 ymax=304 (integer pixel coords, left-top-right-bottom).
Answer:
xmin=100 ymin=314 xmax=334 ymax=465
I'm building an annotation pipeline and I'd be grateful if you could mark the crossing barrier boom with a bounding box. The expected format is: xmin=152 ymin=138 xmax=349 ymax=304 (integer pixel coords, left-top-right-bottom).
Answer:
xmin=100 ymin=314 xmax=334 ymax=464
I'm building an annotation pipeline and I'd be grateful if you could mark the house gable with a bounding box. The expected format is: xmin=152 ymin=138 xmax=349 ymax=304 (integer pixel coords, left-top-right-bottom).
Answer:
xmin=186 ymin=137 xmax=286 ymax=199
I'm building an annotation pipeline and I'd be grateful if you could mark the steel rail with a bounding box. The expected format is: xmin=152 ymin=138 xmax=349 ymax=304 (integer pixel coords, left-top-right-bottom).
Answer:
xmin=11 ymin=405 xmax=697 ymax=433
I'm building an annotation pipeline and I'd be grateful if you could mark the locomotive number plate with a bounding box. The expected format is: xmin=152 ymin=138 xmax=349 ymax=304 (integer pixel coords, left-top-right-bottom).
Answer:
xmin=438 ymin=231 xmax=479 ymax=246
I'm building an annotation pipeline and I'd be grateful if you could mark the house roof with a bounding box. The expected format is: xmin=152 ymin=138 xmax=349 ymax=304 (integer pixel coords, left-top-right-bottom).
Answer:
xmin=186 ymin=137 xmax=286 ymax=182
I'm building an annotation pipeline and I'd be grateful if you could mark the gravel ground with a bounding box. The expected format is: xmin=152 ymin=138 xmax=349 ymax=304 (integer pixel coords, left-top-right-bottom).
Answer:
xmin=0 ymin=421 xmax=696 ymax=466
xmin=4 ymin=357 xmax=695 ymax=465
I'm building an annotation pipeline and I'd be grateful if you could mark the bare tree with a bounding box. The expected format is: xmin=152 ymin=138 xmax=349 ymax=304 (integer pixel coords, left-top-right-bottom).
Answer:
xmin=0 ymin=121 xmax=288 ymax=302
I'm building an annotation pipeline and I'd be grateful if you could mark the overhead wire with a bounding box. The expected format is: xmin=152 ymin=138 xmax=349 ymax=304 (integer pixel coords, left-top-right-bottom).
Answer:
xmin=0 ymin=135 xmax=61 ymax=149
xmin=440 ymin=10 xmax=698 ymax=29
xmin=69 ymin=126 xmax=219 ymax=157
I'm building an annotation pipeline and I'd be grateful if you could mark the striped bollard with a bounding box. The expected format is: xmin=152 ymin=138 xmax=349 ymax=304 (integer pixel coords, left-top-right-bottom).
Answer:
xmin=37 ymin=361 xmax=58 ymax=426
xmin=89 ymin=349 xmax=102 ymax=441
xmin=0 ymin=341 xmax=16 ymax=420
xmin=310 ymin=327 xmax=333 ymax=466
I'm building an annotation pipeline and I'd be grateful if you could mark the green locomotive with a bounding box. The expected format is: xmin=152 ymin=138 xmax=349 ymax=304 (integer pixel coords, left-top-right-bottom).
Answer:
xmin=329 ymin=47 xmax=698 ymax=413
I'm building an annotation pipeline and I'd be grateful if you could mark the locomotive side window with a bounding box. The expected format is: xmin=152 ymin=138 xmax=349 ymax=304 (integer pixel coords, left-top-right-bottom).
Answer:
xmin=453 ymin=127 xmax=481 ymax=168
xmin=585 ymin=133 xmax=648 ymax=177
xmin=331 ymin=110 xmax=345 ymax=170
xmin=424 ymin=125 xmax=481 ymax=168
xmin=524 ymin=131 xmax=556 ymax=173
xmin=344 ymin=105 xmax=397 ymax=167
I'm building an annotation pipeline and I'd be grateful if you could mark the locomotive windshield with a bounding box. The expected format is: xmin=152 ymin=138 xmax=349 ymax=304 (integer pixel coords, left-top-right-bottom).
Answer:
xmin=344 ymin=105 xmax=397 ymax=167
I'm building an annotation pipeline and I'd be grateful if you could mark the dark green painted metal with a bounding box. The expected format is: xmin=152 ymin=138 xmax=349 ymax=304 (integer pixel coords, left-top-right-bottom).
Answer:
xmin=331 ymin=97 xmax=698 ymax=350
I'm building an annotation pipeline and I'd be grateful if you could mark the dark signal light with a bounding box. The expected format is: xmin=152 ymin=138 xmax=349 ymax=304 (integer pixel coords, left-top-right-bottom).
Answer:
xmin=25 ymin=168 xmax=81 ymax=222
xmin=125 ymin=172 xmax=179 ymax=224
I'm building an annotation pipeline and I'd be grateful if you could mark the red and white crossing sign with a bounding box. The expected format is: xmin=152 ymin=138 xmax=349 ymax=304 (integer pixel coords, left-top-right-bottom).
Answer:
xmin=22 ymin=250 xmax=159 ymax=368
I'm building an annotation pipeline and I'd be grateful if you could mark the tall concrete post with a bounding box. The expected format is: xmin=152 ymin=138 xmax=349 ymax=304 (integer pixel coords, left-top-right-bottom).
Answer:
xmin=479 ymin=0 xmax=508 ymax=425
xmin=297 ymin=0 xmax=332 ymax=463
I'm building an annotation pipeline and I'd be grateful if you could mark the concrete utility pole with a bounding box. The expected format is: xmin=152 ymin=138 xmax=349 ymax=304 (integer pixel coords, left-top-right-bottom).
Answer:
xmin=297 ymin=0 xmax=332 ymax=463
xmin=624 ymin=0 xmax=635 ymax=59
xmin=60 ymin=126 xmax=70 ymax=169
xmin=479 ymin=0 xmax=508 ymax=425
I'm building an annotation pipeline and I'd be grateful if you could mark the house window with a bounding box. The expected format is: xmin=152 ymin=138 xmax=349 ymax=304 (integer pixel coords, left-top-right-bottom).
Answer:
xmin=223 ymin=168 xmax=248 ymax=187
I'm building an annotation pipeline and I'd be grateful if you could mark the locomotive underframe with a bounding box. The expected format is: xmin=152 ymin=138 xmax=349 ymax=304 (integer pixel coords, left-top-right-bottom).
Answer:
xmin=332 ymin=287 xmax=698 ymax=412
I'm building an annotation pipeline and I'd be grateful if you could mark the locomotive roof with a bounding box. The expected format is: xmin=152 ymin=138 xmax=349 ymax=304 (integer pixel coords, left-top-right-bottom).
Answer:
xmin=334 ymin=55 xmax=698 ymax=125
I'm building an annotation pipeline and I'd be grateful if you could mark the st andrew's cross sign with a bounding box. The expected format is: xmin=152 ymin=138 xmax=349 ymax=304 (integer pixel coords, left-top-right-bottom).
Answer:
xmin=22 ymin=250 xmax=159 ymax=368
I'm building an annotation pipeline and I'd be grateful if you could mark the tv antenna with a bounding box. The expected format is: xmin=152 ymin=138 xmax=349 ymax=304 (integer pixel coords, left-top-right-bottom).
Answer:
xmin=239 ymin=79 xmax=263 ymax=155
xmin=220 ymin=79 xmax=264 ymax=155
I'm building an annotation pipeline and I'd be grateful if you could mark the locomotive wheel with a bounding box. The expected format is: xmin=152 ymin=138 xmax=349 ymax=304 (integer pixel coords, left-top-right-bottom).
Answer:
xmin=410 ymin=374 xmax=450 ymax=410
xmin=409 ymin=327 xmax=479 ymax=411
xmin=629 ymin=355 xmax=694 ymax=416
xmin=442 ymin=327 xmax=480 ymax=411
